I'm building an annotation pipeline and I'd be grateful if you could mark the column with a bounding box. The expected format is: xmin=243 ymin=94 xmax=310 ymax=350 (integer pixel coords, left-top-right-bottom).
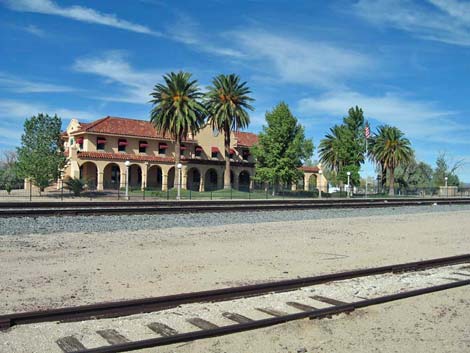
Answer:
xmin=162 ymin=173 xmax=168 ymax=191
xmin=304 ymin=174 xmax=309 ymax=191
xmin=97 ymin=171 xmax=104 ymax=191
xmin=181 ymin=167 xmax=188 ymax=190
xmin=120 ymin=165 xmax=127 ymax=189
xmin=291 ymin=183 xmax=297 ymax=191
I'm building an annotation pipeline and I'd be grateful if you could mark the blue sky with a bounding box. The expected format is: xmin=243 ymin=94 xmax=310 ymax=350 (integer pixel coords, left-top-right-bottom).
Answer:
xmin=1 ymin=0 xmax=469 ymax=181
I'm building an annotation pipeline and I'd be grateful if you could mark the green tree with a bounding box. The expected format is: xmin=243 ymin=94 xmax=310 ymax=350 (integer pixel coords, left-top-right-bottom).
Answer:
xmin=394 ymin=157 xmax=433 ymax=189
xmin=432 ymin=152 xmax=461 ymax=187
xmin=369 ymin=125 xmax=413 ymax=195
xmin=318 ymin=106 xmax=365 ymax=188
xmin=252 ymin=102 xmax=314 ymax=193
xmin=16 ymin=114 xmax=66 ymax=191
xmin=205 ymin=74 xmax=254 ymax=189
xmin=150 ymin=71 xmax=206 ymax=196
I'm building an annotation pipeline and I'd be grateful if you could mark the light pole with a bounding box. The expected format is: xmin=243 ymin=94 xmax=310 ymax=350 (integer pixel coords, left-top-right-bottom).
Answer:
xmin=445 ymin=176 xmax=448 ymax=187
xmin=445 ymin=176 xmax=448 ymax=197
xmin=347 ymin=171 xmax=351 ymax=198
xmin=318 ymin=170 xmax=323 ymax=199
xmin=124 ymin=160 xmax=130 ymax=200
xmin=177 ymin=162 xmax=183 ymax=200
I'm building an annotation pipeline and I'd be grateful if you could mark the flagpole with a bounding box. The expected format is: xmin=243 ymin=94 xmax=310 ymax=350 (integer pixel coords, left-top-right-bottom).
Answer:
xmin=365 ymin=136 xmax=368 ymax=199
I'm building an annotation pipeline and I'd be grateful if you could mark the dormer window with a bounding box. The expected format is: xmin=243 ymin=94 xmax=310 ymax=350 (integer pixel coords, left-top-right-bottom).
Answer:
xmin=97 ymin=137 xmax=106 ymax=150
xmin=139 ymin=141 xmax=148 ymax=153
xmin=195 ymin=146 xmax=203 ymax=157
xmin=118 ymin=138 xmax=128 ymax=152
xmin=158 ymin=143 xmax=168 ymax=155
xmin=76 ymin=137 xmax=84 ymax=150
xmin=180 ymin=145 xmax=187 ymax=156
xmin=242 ymin=150 xmax=250 ymax=161
xmin=211 ymin=147 xmax=220 ymax=159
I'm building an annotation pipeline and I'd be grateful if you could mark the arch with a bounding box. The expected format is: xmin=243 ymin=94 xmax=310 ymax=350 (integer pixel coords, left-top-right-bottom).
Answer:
xmin=204 ymin=168 xmax=218 ymax=191
xmin=79 ymin=161 xmax=98 ymax=188
xmin=128 ymin=164 xmax=142 ymax=189
xmin=186 ymin=167 xmax=201 ymax=191
xmin=308 ymin=174 xmax=318 ymax=191
xmin=147 ymin=165 xmax=163 ymax=190
xmin=103 ymin=163 xmax=121 ymax=190
xmin=167 ymin=167 xmax=175 ymax=189
xmin=238 ymin=170 xmax=250 ymax=191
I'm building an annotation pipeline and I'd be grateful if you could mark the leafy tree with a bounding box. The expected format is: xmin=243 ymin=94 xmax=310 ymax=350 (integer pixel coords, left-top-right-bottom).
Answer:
xmin=205 ymin=74 xmax=254 ymax=189
xmin=252 ymin=102 xmax=314 ymax=193
xmin=394 ymin=157 xmax=433 ymax=189
xmin=369 ymin=125 xmax=413 ymax=195
xmin=16 ymin=114 xmax=66 ymax=191
xmin=432 ymin=152 xmax=461 ymax=187
xmin=318 ymin=106 xmax=365 ymax=187
xmin=150 ymin=71 xmax=206 ymax=196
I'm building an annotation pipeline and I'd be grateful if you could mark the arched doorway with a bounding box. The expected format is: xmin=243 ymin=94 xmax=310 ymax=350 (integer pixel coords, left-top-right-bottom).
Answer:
xmin=79 ymin=162 xmax=98 ymax=188
xmin=308 ymin=174 xmax=318 ymax=191
xmin=128 ymin=164 xmax=142 ymax=189
xmin=204 ymin=168 xmax=218 ymax=191
xmin=239 ymin=170 xmax=250 ymax=191
xmin=186 ymin=167 xmax=201 ymax=191
xmin=147 ymin=165 xmax=163 ymax=190
xmin=103 ymin=163 xmax=121 ymax=189
xmin=167 ymin=167 xmax=175 ymax=189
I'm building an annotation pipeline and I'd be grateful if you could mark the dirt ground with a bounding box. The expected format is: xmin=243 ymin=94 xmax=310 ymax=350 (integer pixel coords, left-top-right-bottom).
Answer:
xmin=0 ymin=208 xmax=469 ymax=352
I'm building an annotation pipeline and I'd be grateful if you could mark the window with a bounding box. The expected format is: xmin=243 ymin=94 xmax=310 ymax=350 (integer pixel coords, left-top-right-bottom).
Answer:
xmin=180 ymin=145 xmax=187 ymax=156
xmin=97 ymin=137 xmax=106 ymax=150
xmin=229 ymin=148 xmax=235 ymax=159
xmin=242 ymin=150 xmax=250 ymax=161
xmin=76 ymin=137 xmax=84 ymax=150
xmin=211 ymin=147 xmax=219 ymax=159
xmin=118 ymin=138 xmax=128 ymax=152
xmin=195 ymin=146 xmax=203 ymax=157
xmin=158 ymin=143 xmax=168 ymax=155
xmin=139 ymin=141 xmax=148 ymax=153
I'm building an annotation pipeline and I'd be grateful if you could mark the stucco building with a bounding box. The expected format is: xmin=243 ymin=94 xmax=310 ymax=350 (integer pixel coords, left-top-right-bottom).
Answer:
xmin=62 ymin=116 xmax=326 ymax=192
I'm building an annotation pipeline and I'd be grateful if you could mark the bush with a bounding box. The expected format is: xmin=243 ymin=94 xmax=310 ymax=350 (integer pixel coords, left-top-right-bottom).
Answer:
xmin=64 ymin=177 xmax=86 ymax=196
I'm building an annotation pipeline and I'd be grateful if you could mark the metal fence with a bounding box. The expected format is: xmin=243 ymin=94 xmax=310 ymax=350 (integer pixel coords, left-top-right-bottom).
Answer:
xmin=0 ymin=181 xmax=469 ymax=201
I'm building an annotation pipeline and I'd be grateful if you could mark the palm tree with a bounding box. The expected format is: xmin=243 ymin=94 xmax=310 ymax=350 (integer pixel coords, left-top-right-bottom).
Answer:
xmin=370 ymin=125 xmax=413 ymax=196
xmin=150 ymin=71 xmax=206 ymax=197
xmin=205 ymin=74 xmax=254 ymax=189
xmin=318 ymin=124 xmax=346 ymax=174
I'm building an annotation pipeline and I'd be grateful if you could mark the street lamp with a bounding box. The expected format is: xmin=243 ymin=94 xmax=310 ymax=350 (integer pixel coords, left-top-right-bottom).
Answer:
xmin=347 ymin=171 xmax=351 ymax=198
xmin=318 ymin=170 xmax=323 ymax=199
xmin=124 ymin=160 xmax=130 ymax=200
xmin=177 ymin=162 xmax=183 ymax=200
xmin=445 ymin=176 xmax=448 ymax=187
xmin=445 ymin=176 xmax=448 ymax=197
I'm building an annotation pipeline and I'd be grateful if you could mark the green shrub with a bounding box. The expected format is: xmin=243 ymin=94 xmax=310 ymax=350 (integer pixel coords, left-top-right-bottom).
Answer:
xmin=64 ymin=177 xmax=86 ymax=196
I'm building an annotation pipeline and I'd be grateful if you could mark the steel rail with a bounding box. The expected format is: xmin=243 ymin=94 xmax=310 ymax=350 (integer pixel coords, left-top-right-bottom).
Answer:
xmin=1 ymin=253 xmax=469 ymax=330
xmin=71 ymin=279 xmax=470 ymax=353
xmin=0 ymin=198 xmax=469 ymax=217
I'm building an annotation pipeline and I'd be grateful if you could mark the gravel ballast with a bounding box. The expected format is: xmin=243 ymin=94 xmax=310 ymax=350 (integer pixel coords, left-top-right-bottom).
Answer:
xmin=1 ymin=204 xmax=470 ymax=235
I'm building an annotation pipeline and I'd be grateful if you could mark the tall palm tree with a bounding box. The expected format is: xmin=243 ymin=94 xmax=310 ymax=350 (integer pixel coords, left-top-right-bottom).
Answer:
xmin=205 ymin=74 xmax=254 ymax=189
xmin=370 ymin=125 xmax=413 ymax=195
xmin=318 ymin=124 xmax=346 ymax=174
xmin=150 ymin=71 xmax=206 ymax=197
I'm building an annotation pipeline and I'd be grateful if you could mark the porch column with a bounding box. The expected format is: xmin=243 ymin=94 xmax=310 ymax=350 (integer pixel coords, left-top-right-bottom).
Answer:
xmin=199 ymin=177 xmax=204 ymax=192
xmin=142 ymin=162 xmax=149 ymax=191
xmin=304 ymin=174 xmax=309 ymax=191
xmin=217 ymin=170 xmax=224 ymax=189
xmin=97 ymin=171 xmax=104 ymax=191
xmin=291 ymin=183 xmax=297 ymax=191
xmin=233 ymin=172 xmax=239 ymax=190
xmin=181 ymin=167 xmax=188 ymax=190
xmin=162 ymin=173 xmax=168 ymax=191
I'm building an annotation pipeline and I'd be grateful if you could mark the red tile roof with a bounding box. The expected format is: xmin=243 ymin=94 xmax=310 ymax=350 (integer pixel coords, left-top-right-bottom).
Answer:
xmin=299 ymin=166 xmax=320 ymax=173
xmin=235 ymin=131 xmax=258 ymax=147
xmin=77 ymin=151 xmax=175 ymax=163
xmin=71 ymin=116 xmax=173 ymax=139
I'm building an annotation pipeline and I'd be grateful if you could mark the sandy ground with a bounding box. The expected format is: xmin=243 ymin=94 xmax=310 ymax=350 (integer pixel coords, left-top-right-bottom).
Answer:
xmin=0 ymin=208 xmax=469 ymax=352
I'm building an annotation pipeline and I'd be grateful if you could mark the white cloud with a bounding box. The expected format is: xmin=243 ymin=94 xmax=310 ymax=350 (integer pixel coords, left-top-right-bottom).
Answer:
xmin=354 ymin=0 xmax=470 ymax=46
xmin=73 ymin=51 xmax=163 ymax=104
xmin=0 ymin=73 xmax=75 ymax=93
xmin=23 ymin=24 xmax=46 ymax=37
xmin=297 ymin=90 xmax=468 ymax=144
xmin=0 ymin=99 xmax=96 ymax=121
xmin=3 ymin=0 xmax=161 ymax=36
xmin=231 ymin=30 xmax=372 ymax=87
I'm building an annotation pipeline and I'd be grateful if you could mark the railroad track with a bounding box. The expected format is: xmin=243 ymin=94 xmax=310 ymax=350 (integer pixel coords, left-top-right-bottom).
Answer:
xmin=1 ymin=254 xmax=469 ymax=352
xmin=0 ymin=197 xmax=469 ymax=217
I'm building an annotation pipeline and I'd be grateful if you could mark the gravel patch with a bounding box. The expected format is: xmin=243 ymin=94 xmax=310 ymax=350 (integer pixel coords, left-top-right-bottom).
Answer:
xmin=1 ymin=204 xmax=470 ymax=236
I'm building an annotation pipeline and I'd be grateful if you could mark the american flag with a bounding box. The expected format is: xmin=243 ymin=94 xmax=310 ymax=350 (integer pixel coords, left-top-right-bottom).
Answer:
xmin=364 ymin=124 xmax=370 ymax=139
